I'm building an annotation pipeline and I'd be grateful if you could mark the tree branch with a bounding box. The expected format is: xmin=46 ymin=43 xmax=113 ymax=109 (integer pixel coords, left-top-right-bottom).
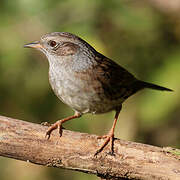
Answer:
xmin=0 ymin=115 xmax=180 ymax=180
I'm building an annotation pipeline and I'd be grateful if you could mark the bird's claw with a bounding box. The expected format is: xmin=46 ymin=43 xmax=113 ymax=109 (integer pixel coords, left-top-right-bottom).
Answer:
xmin=45 ymin=120 xmax=63 ymax=139
xmin=41 ymin=122 xmax=51 ymax=126
xmin=94 ymin=133 xmax=115 ymax=156
xmin=97 ymin=135 xmax=108 ymax=139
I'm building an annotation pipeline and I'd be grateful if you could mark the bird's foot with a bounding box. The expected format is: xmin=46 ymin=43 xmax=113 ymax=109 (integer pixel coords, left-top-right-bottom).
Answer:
xmin=95 ymin=131 xmax=115 ymax=156
xmin=45 ymin=120 xmax=63 ymax=139
xmin=45 ymin=113 xmax=81 ymax=140
xmin=41 ymin=122 xmax=51 ymax=127
xmin=97 ymin=135 xmax=108 ymax=139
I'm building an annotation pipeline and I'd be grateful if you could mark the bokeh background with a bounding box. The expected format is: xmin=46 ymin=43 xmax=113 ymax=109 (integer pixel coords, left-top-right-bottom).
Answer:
xmin=0 ymin=0 xmax=179 ymax=180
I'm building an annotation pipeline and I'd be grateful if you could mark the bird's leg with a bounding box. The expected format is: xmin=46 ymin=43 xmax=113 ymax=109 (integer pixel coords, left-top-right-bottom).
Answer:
xmin=95 ymin=106 xmax=121 ymax=156
xmin=46 ymin=111 xmax=81 ymax=139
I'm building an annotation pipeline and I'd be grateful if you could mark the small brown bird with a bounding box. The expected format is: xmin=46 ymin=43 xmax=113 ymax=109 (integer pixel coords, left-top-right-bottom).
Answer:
xmin=24 ymin=32 xmax=172 ymax=155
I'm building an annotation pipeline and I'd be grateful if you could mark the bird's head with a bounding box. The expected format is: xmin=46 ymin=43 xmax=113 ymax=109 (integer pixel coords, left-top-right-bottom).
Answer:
xmin=24 ymin=32 xmax=96 ymax=57
xmin=24 ymin=32 xmax=98 ymax=71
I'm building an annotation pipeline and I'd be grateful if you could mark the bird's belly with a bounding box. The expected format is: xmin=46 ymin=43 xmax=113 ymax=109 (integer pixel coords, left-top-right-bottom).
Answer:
xmin=49 ymin=71 xmax=118 ymax=114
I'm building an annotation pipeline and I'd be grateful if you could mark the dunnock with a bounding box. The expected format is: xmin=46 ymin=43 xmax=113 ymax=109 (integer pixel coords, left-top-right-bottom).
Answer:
xmin=24 ymin=32 xmax=172 ymax=155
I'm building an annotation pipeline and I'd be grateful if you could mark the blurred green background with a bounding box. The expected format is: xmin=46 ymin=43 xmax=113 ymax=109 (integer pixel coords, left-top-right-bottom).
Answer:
xmin=0 ymin=0 xmax=179 ymax=179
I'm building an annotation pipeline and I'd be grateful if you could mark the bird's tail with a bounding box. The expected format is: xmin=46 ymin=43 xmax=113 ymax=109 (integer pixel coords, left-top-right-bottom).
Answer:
xmin=137 ymin=80 xmax=173 ymax=92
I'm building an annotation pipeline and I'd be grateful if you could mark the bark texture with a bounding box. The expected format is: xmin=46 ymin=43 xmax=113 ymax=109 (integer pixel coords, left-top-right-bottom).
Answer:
xmin=0 ymin=115 xmax=180 ymax=180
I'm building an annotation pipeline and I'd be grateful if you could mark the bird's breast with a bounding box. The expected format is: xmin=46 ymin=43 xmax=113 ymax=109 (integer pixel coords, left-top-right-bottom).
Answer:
xmin=48 ymin=63 xmax=122 ymax=114
xmin=48 ymin=64 xmax=98 ymax=113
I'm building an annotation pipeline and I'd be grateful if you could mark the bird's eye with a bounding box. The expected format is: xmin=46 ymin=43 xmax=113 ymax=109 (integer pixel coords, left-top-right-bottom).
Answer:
xmin=49 ymin=40 xmax=57 ymax=47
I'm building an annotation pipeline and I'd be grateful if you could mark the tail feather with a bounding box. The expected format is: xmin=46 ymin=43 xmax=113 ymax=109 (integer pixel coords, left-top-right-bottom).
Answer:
xmin=138 ymin=81 xmax=173 ymax=92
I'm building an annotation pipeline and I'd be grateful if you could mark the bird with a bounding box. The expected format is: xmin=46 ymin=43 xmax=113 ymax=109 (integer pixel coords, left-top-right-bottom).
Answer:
xmin=24 ymin=32 xmax=172 ymax=155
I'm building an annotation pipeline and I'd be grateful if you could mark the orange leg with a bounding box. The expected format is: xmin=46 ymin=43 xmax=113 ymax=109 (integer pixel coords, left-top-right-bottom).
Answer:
xmin=46 ymin=111 xmax=81 ymax=139
xmin=95 ymin=106 xmax=122 ymax=156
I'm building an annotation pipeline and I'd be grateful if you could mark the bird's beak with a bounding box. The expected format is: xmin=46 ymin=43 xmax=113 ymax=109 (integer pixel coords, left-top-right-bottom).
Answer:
xmin=24 ymin=41 xmax=43 ymax=49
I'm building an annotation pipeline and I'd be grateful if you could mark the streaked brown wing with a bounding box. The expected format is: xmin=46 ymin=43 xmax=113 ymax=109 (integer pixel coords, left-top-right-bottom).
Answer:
xmin=92 ymin=54 xmax=138 ymax=100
